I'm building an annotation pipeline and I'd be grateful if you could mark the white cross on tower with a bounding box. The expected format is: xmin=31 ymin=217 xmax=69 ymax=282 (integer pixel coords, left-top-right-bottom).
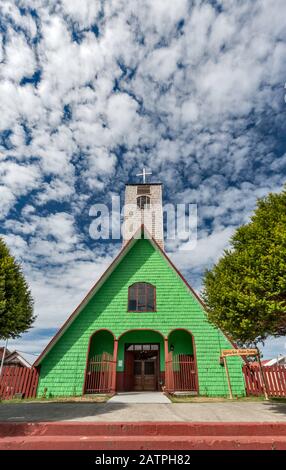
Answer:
xmin=136 ymin=167 xmax=152 ymax=183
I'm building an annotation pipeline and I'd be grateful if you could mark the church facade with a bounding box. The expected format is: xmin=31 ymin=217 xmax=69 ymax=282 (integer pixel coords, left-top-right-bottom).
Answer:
xmin=35 ymin=182 xmax=245 ymax=397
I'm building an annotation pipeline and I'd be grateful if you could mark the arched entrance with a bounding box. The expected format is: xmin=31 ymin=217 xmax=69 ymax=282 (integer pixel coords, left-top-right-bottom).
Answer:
xmin=117 ymin=329 xmax=165 ymax=392
xmin=83 ymin=329 xmax=116 ymax=394
xmin=165 ymin=329 xmax=198 ymax=393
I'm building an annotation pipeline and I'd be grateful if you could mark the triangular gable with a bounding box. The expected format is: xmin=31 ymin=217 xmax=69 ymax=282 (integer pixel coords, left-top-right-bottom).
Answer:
xmin=34 ymin=225 xmax=225 ymax=366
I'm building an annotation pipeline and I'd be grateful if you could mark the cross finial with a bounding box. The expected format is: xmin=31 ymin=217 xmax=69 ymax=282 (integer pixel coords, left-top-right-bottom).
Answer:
xmin=136 ymin=167 xmax=152 ymax=184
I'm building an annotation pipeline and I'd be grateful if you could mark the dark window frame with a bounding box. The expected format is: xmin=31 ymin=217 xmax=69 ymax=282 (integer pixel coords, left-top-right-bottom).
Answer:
xmin=128 ymin=282 xmax=156 ymax=312
xmin=137 ymin=195 xmax=151 ymax=209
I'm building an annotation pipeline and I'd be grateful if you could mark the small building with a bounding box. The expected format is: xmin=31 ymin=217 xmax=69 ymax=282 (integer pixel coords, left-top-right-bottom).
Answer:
xmin=263 ymin=356 xmax=286 ymax=367
xmin=0 ymin=348 xmax=31 ymax=368
xmin=34 ymin=180 xmax=245 ymax=397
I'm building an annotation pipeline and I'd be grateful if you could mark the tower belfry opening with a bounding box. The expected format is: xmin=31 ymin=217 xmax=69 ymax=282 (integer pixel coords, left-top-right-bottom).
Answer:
xmin=122 ymin=168 xmax=164 ymax=250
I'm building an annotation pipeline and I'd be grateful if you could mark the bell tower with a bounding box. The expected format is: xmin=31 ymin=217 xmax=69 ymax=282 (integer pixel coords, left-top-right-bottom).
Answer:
xmin=122 ymin=168 xmax=164 ymax=250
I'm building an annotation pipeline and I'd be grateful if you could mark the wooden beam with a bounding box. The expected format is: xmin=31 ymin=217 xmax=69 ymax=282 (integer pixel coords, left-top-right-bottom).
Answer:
xmin=111 ymin=340 xmax=118 ymax=393
xmin=257 ymin=349 xmax=269 ymax=400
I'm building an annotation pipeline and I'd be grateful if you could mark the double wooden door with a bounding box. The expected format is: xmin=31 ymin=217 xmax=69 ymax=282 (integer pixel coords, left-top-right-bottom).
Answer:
xmin=134 ymin=358 xmax=157 ymax=391
xmin=124 ymin=349 xmax=158 ymax=391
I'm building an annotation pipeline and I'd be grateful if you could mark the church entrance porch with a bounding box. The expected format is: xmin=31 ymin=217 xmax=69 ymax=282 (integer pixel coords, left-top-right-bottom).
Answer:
xmin=83 ymin=328 xmax=198 ymax=395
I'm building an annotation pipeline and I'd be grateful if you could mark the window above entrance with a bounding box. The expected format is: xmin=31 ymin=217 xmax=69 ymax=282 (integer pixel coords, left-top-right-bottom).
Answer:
xmin=128 ymin=282 xmax=156 ymax=312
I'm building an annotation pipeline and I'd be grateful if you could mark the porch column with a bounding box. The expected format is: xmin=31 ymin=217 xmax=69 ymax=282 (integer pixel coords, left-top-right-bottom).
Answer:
xmin=164 ymin=337 xmax=169 ymax=391
xmin=111 ymin=339 xmax=118 ymax=393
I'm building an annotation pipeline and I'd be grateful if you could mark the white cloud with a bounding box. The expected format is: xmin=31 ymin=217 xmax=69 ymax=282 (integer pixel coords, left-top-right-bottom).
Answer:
xmin=142 ymin=44 xmax=180 ymax=82
xmin=0 ymin=32 xmax=36 ymax=82
xmin=60 ymin=0 xmax=102 ymax=28
xmin=0 ymin=186 xmax=15 ymax=218
xmin=169 ymin=226 xmax=235 ymax=271
xmin=106 ymin=93 xmax=140 ymax=142
xmin=0 ymin=163 xmax=41 ymax=210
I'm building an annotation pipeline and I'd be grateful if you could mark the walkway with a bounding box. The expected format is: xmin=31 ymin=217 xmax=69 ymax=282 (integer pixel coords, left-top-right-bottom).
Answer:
xmin=108 ymin=392 xmax=171 ymax=404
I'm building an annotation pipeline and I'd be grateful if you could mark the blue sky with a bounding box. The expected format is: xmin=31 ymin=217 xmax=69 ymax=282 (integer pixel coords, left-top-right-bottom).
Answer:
xmin=0 ymin=0 xmax=286 ymax=363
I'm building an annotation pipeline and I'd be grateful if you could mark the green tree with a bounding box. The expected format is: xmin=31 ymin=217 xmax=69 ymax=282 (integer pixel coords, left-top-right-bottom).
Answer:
xmin=202 ymin=187 xmax=286 ymax=345
xmin=0 ymin=238 xmax=35 ymax=339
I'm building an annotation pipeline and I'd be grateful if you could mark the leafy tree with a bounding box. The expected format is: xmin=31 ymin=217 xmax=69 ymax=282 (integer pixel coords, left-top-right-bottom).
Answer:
xmin=0 ymin=238 xmax=35 ymax=339
xmin=202 ymin=187 xmax=286 ymax=345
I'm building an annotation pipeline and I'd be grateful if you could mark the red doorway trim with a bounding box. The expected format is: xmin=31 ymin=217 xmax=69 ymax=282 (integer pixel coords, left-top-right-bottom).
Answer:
xmin=111 ymin=340 xmax=118 ymax=393
xmin=118 ymin=329 xmax=166 ymax=392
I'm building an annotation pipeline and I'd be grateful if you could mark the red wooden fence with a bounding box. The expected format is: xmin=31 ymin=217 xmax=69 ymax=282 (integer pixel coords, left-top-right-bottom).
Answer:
xmin=0 ymin=366 xmax=39 ymax=400
xmin=243 ymin=364 xmax=286 ymax=397
xmin=84 ymin=352 xmax=114 ymax=394
xmin=165 ymin=353 xmax=198 ymax=393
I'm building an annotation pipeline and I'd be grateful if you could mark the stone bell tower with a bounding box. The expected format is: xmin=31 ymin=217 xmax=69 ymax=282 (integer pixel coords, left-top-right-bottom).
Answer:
xmin=122 ymin=168 xmax=164 ymax=250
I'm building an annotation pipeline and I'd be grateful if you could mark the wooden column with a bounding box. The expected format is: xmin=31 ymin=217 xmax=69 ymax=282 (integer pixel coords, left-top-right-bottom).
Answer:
xmin=164 ymin=337 xmax=169 ymax=391
xmin=111 ymin=339 xmax=118 ymax=393
xmin=257 ymin=349 xmax=269 ymax=400
xmin=223 ymin=356 xmax=233 ymax=399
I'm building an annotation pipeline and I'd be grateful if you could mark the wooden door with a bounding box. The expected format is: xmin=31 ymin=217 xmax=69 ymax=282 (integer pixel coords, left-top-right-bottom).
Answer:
xmin=134 ymin=360 xmax=144 ymax=391
xmin=133 ymin=359 xmax=157 ymax=391
xmin=143 ymin=359 xmax=157 ymax=391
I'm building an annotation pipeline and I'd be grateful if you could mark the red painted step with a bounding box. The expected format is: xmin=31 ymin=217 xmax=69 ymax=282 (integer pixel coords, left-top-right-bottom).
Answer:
xmin=1 ymin=422 xmax=286 ymax=450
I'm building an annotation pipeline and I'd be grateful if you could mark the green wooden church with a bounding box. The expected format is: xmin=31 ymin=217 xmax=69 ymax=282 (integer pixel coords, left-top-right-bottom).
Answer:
xmin=35 ymin=178 xmax=245 ymax=397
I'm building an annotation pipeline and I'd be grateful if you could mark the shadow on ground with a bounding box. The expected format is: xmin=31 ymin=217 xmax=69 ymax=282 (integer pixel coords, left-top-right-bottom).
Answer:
xmin=2 ymin=400 xmax=286 ymax=423
xmin=0 ymin=402 xmax=129 ymax=422
xmin=262 ymin=400 xmax=286 ymax=416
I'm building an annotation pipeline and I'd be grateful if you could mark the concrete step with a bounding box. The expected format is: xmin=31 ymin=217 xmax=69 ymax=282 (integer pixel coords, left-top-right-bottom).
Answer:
xmin=1 ymin=434 xmax=286 ymax=450
xmin=1 ymin=422 xmax=286 ymax=450
xmin=2 ymin=421 xmax=286 ymax=437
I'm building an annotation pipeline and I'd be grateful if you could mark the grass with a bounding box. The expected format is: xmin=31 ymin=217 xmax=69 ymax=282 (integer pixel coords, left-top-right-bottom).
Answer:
xmin=2 ymin=394 xmax=286 ymax=405
xmin=167 ymin=394 xmax=267 ymax=403
xmin=0 ymin=394 xmax=112 ymax=404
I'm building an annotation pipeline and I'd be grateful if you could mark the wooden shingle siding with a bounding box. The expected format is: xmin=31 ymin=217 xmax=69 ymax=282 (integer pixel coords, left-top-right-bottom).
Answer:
xmin=37 ymin=239 xmax=245 ymax=397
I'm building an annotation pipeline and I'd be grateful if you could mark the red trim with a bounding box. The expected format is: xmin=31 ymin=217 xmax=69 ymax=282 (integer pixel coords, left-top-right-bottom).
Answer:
xmin=164 ymin=338 xmax=168 ymax=372
xmin=111 ymin=340 xmax=118 ymax=392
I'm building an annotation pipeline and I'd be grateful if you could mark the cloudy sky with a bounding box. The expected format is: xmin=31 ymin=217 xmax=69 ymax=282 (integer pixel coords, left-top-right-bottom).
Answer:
xmin=0 ymin=0 xmax=286 ymax=363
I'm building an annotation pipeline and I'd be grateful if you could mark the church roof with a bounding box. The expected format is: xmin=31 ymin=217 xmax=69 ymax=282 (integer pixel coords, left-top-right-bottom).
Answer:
xmin=34 ymin=225 xmax=210 ymax=366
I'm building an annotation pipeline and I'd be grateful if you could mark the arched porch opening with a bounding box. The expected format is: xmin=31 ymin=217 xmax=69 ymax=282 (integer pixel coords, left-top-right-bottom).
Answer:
xmin=117 ymin=329 xmax=165 ymax=392
xmin=83 ymin=329 xmax=117 ymax=394
xmin=165 ymin=329 xmax=198 ymax=393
